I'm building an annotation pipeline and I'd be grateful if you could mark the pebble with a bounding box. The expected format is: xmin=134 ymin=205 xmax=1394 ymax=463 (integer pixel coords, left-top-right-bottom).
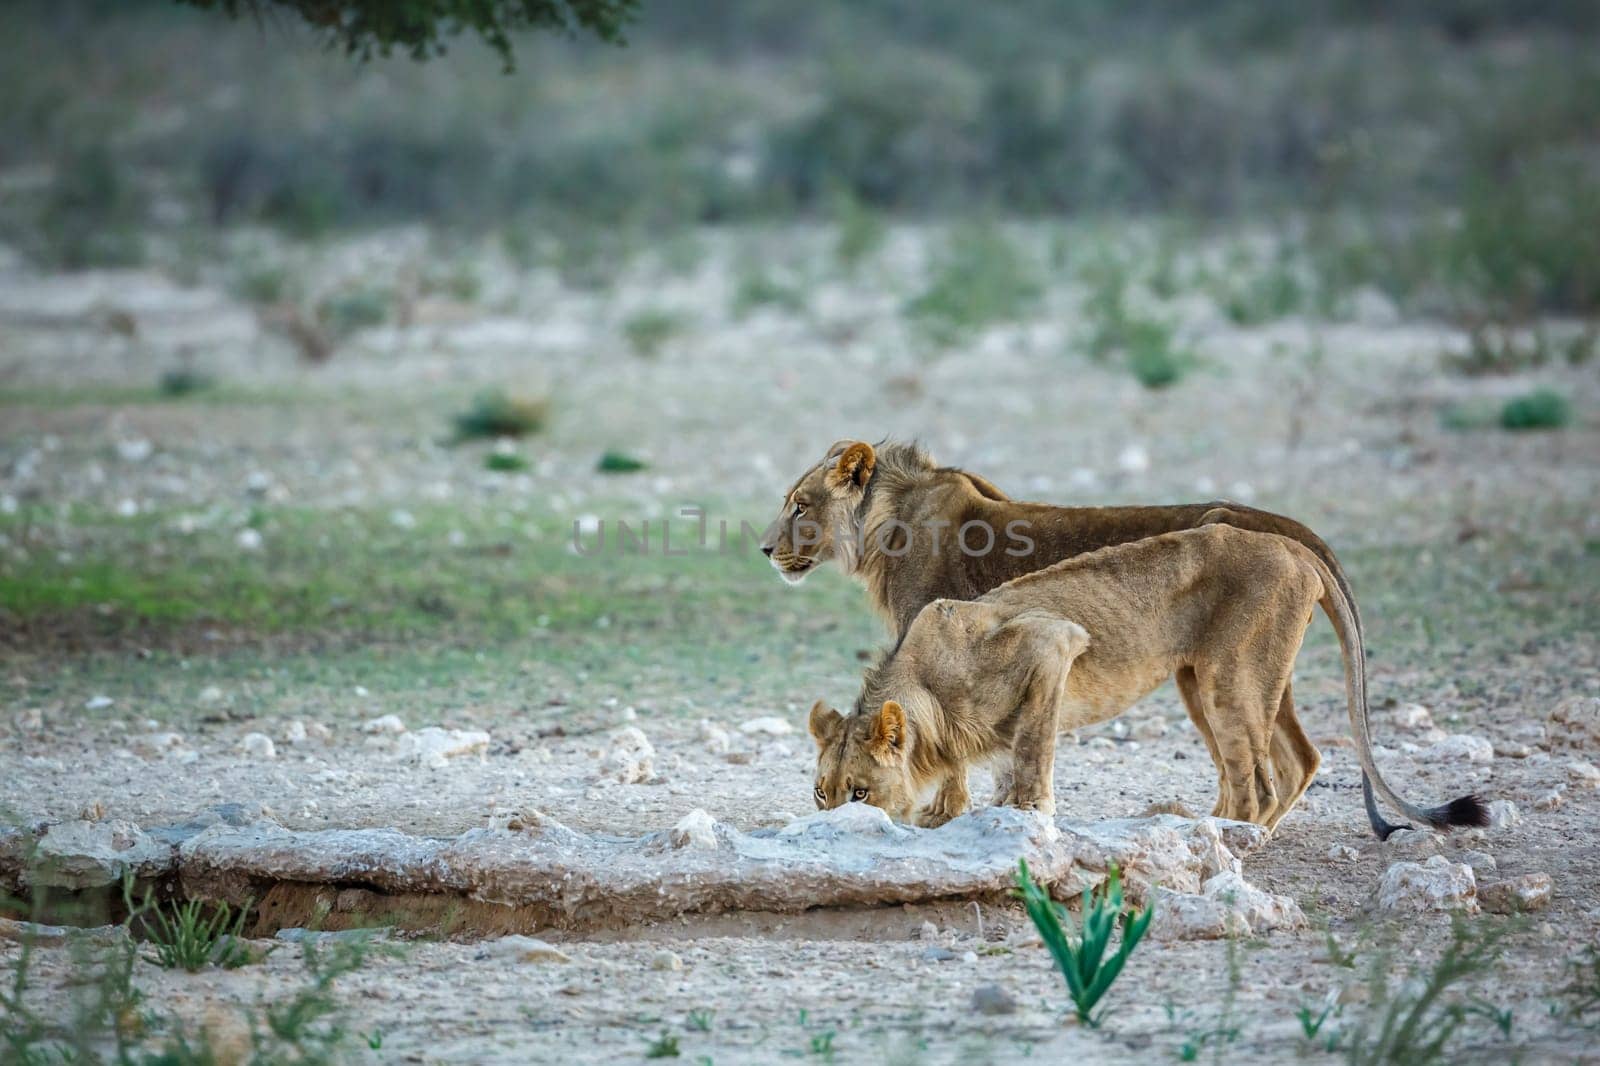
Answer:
xmin=362 ymin=714 xmax=407 ymax=735
xmin=740 ymin=716 xmax=794 ymax=736
xmin=1327 ymin=844 xmax=1360 ymax=862
xmin=486 ymin=935 xmax=571 ymax=964
xmin=283 ymin=721 xmax=307 ymax=744
xmin=1460 ymin=850 xmax=1497 ymax=875
xmin=1533 ymin=789 xmax=1564 ymax=812
xmin=922 ymin=947 xmax=956 ymax=962
xmin=1486 ymin=800 xmax=1521 ymax=830
xmin=1372 ymin=856 xmax=1477 ymax=914
xmin=1421 ymin=734 xmax=1493 ymax=763
xmin=971 ymin=984 xmax=1017 ymax=1015
xmin=235 ymin=528 xmax=264 ymax=552
xmin=651 ymin=950 xmax=683 ymax=972
xmin=240 ymin=733 xmax=277 ymax=760
xmin=1566 ymin=760 xmax=1600 ymax=790
xmin=697 ymin=719 xmax=731 ymax=755
xmin=1479 ymin=873 xmax=1553 ymax=914
xmin=85 ymin=696 xmax=114 ymax=711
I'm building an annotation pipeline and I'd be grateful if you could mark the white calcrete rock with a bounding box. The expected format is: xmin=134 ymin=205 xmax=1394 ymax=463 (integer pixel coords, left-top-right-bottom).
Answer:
xmin=1373 ymin=855 xmax=1478 ymax=914
xmin=1422 ymin=735 xmax=1494 ymax=763
xmin=282 ymin=721 xmax=307 ymax=744
xmin=6 ymin=808 xmax=1288 ymax=936
xmin=362 ymin=714 xmax=407 ymax=735
xmin=239 ymin=733 xmax=277 ymax=760
xmin=131 ymin=732 xmax=188 ymax=759
xmin=29 ymin=820 xmax=170 ymax=890
xmin=1327 ymin=844 xmax=1360 ymax=863
xmin=697 ymin=719 xmax=731 ymax=755
xmin=1393 ymin=703 xmax=1436 ymax=732
xmin=1533 ymin=789 xmax=1565 ymax=812
xmin=667 ymin=809 xmax=719 ymax=851
xmin=1479 ymin=873 xmax=1553 ymax=914
xmin=1150 ymin=870 xmax=1307 ymax=940
xmin=740 ymin=716 xmax=794 ymax=736
xmin=1486 ymin=800 xmax=1521 ymax=830
xmin=1383 ymin=828 xmax=1442 ymax=860
xmin=486 ymin=935 xmax=571 ymax=964
xmin=602 ymin=726 xmax=655 ymax=784
xmin=1548 ymin=696 xmax=1600 ymax=750
xmin=1566 ymin=760 xmax=1600 ymax=790
xmin=396 ymin=727 xmax=490 ymax=769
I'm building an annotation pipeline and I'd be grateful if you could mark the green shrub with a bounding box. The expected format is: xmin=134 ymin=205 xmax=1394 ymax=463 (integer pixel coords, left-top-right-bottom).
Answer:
xmin=829 ymin=184 xmax=887 ymax=271
xmin=1343 ymin=918 xmax=1511 ymax=1066
xmin=37 ymin=143 xmax=146 ymax=269
xmin=142 ymin=895 xmax=255 ymax=972
xmin=1125 ymin=318 xmax=1191 ymax=389
xmin=907 ymin=222 xmax=1040 ymax=344
xmin=597 ymin=450 xmax=647 ymax=473
xmin=1014 ymin=859 xmax=1152 ymax=1026
xmin=484 ymin=451 xmax=528 ymax=472
xmin=733 ymin=270 xmax=807 ymax=318
xmin=158 ymin=368 xmax=213 ymax=397
xmin=452 ymin=391 xmax=549 ymax=440
xmin=232 ymin=262 xmax=292 ymax=305
xmin=1443 ymin=161 xmax=1600 ymax=318
xmin=1499 ymin=389 xmax=1570 ymax=431
xmin=317 ymin=286 xmax=392 ymax=336
xmin=622 ymin=309 xmax=687 ymax=358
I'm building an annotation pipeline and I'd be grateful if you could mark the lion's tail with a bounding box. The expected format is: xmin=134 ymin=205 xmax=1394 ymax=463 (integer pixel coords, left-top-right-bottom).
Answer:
xmin=1302 ymin=549 xmax=1489 ymax=839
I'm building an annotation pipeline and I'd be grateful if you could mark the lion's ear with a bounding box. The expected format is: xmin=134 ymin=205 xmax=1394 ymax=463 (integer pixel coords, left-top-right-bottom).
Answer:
xmin=808 ymin=700 xmax=845 ymax=748
xmin=826 ymin=442 xmax=876 ymax=490
xmin=868 ymin=700 xmax=906 ymax=759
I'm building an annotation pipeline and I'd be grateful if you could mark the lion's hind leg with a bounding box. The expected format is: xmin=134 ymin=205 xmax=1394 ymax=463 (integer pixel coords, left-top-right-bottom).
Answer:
xmin=1265 ymin=682 xmax=1321 ymax=830
xmin=1191 ymin=663 xmax=1280 ymax=826
xmin=1176 ymin=665 xmax=1231 ymax=818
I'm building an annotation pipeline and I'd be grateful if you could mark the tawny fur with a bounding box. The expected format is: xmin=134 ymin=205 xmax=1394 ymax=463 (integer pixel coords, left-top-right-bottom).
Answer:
xmin=809 ymin=526 xmax=1485 ymax=835
xmin=765 ymin=438 xmax=1402 ymax=833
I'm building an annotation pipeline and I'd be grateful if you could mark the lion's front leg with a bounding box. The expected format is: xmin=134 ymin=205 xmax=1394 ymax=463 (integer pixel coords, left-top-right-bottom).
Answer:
xmin=917 ymin=768 xmax=971 ymax=828
xmin=988 ymin=758 xmax=1015 ymax=807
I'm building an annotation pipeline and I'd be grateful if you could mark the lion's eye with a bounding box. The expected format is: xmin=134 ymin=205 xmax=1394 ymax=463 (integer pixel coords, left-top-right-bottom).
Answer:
xmin=813 ymin=786 xmax=825 ymax=800
xmin=851 ymin=787 xmax=869 ymax=802
xmin=794 ymin=503 xmax=807 ymax=516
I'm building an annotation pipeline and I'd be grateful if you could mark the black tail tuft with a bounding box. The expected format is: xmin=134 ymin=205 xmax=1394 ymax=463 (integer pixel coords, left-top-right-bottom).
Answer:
xmin=1362 ymin=774 xmax=1411 ymax=841
xmin=1424 ymin=794 xmax=1490 ymax=830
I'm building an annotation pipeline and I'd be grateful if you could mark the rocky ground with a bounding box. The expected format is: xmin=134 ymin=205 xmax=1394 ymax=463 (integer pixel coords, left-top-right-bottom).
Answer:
xmin=2 ymin=224 xmax=1598 ymax=1062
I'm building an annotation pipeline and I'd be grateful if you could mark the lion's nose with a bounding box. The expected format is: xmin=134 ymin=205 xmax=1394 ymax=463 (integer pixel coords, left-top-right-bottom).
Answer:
xmin=761 ymin=544 xmax=775 ymax=557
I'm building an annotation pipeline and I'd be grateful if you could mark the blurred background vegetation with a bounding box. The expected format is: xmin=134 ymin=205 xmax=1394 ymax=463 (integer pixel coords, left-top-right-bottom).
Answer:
xmin=2 ymin=0 xmax=1597 ymax=325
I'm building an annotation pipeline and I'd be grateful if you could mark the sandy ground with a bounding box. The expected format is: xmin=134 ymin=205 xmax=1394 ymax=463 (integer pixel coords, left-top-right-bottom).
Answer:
xmin=3 ymin=225 xmax=1599 ymax=1062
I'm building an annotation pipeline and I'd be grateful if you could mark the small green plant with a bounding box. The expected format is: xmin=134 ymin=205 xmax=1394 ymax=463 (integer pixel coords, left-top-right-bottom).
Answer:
xmin=317 ymin=285 xmax=392 ymax=336
xmin=484 ymin=450 xmax=528 ymax=472
xmin=597 ymin=450 xmax=647 ymax=473
xmin=733 ymin=270 xmax=807 ymax=318
xmin=1013 ymin=859 xmax=1153 ymax=1026
xmin=159 ymin=368 xmax=213 ymax=397
xmin=623 ymin=309 xmax=687 ymax=358
xmin=646 ymin=1031 xmax=682 ymax=1058
xmin=1559 ymin=944 xmax=1600 ymax=1030
xmin=452 ymin=391 xmax=549 ymax=440
xmin=907 ymin=222 xmax=1040 ymax=345
xmin=1499 ymin=388 xmax=1570 ymax=431
xmin=830 ymin=185 xmax=886 ymax=271
xmin=1298 ymin=1002 xmax=1336 ymax=1041
xmin=1125 ymin=318 xmax=1191 ymax=389
xmin=366 ymin=1027 xmax=385 ymax=1049
xmin=133 ymin=880 xmax=254 ymax=972
xmin=232 ymin=262 xmax=292 ymax=305
xmin=686 ymin=1008 xmax=715 ymax=1032
xmin=808 ymin=1030 xmax=836 ymax=1056
xmin=1342 ymin=917 xmax=1511 ymax=1066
